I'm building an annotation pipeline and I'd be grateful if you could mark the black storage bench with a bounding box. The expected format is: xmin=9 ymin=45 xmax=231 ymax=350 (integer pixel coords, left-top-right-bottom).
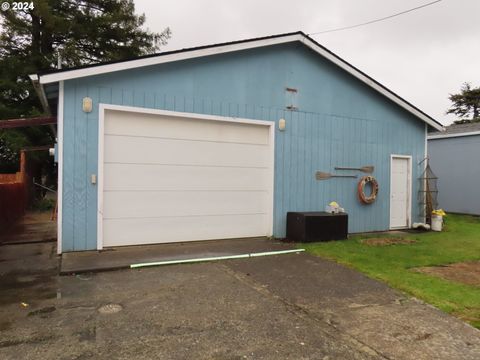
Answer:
xmin=287 ymin=211 xmax=348 ymax=242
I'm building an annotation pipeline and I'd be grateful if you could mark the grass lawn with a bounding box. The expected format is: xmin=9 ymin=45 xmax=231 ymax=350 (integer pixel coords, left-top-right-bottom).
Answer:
xmin=302 ymin=214 xmax=480 ymax=329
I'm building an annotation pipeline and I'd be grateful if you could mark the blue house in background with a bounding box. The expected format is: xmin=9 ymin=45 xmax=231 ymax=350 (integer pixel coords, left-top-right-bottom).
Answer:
xmin=31 ymin=31 xmax=443 ymax=253
xmin=428 ymin=122 xmax=480 ymax=215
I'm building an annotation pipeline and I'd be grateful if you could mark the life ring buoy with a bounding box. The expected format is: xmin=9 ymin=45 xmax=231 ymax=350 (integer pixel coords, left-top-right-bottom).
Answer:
xmin=358 ymin=176 xmax=379 ymax=204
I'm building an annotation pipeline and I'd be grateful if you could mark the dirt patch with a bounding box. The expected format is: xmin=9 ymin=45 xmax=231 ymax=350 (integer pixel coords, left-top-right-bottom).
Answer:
xmin=414 ymin=261 xmax=480 ymax=287
xmin=361 ymin=237 xmax=416 ymax=246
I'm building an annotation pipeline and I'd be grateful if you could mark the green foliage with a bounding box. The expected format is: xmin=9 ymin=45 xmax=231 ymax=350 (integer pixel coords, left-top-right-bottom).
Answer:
xmin=446 ymin=83 xmax=480 ymax=123
xmin=31 ymin=196 xmax=56 ymax=211
xmin=303 ymin=214 xmax=480 ymax=328
xmin=0 ymin=0 xmax=170 ymax=176
xmin=0 ymin=0 xmax=171 ymax=120
xmin=0 ymin=137 xmax=18 ymax=172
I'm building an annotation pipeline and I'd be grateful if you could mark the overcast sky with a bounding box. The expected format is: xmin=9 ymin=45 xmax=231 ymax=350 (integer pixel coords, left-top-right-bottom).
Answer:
xmin=134 ymin=0 xmax=479 ymax=126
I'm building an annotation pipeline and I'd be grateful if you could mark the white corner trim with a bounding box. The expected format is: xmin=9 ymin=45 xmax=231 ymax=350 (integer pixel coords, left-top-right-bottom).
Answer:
xmin=389 ymin=154 xmax=413 ymax=230
xmin=57 ymin=81 xmax=64 ymax=254
xmin=423 ymin=124 xmax=428 ymax=223
xmin=96 ymin=104 xmax=275 ymax=249
xmin=268 ymin=121 xmax=275 ymax=237
xmin=37 ymin=33 xmax=442 ymax=131
xmin=97 ymin=105 xmax=105 ymax=251
xmin=427 ymin=130 xmax=480 ymax=140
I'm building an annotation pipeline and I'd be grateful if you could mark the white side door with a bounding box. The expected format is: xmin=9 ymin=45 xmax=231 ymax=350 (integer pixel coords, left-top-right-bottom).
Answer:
xmin=390 ymin=156 xmax=412 ymax=229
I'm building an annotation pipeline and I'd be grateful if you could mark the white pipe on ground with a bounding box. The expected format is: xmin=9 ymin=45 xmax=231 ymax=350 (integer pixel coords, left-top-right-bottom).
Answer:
xmin=130 ymin=249 xmax=305 ymax=269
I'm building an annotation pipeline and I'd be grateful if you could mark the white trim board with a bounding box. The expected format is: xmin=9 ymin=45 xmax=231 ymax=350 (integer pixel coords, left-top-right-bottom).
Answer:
xmin=389 ymin=154 xmax=413 ymax=230
xmin=57 ymin=81 xmax=64 ymax=254
xmin=34 ymin=33 xmax=443 ymax=132
xmin=427 ymin=130 xmax=480 ymax=140
xmin=423 ymin=124 xmax=428 ymax=224
xmin=97 ymin=104 xmax=275 ymax=250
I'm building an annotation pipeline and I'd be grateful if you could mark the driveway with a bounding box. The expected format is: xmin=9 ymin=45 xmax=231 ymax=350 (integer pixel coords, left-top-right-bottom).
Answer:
xmin=1 ymin=241 xmax=479 ymax=359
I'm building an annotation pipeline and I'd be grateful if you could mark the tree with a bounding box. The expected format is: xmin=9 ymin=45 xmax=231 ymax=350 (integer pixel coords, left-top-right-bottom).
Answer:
xmin=446 ymin=83 xmax=480 ymax=124
xmin=0 ymin=1 xmax=170 ymax=179
xmin=0 ymin=0 xmax=171 ymax=119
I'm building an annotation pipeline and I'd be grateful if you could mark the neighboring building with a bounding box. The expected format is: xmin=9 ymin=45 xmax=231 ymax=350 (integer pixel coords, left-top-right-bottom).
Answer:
xmin=428 ymin=122 xmax=480 ymax=215
xmin=31 ymin=31 xmax=443 ymax=253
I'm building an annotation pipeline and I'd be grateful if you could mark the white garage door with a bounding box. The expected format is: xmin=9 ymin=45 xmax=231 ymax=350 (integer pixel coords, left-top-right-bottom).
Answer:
xmin=98 ymin=106 xmax=274 ymax=248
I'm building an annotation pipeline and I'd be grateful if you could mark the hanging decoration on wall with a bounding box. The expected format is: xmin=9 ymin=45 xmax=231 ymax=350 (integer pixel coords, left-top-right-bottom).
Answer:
xmin=315 ymin=171 xmax=357 ymax=180
xmin=358 ymin=176 xmax=379 ymax=204
xmin=335 ymin=165 xmax=374 ymax=173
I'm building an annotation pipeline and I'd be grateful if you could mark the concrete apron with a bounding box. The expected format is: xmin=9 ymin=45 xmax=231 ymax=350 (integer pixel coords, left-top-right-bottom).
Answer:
xmin=60 ymin=237 xmax=296 ymax=275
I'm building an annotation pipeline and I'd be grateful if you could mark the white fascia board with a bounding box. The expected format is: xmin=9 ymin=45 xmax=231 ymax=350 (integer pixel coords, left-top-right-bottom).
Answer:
xmin=428 ymin=131 xmax=480 ymax=140
xmin=56 ymin=81 xmax=64 ymax=254
xmin=299 ymin=37 xmax=444 ymax=132
xmin=38 ymin=34 xmax=302 ymax=84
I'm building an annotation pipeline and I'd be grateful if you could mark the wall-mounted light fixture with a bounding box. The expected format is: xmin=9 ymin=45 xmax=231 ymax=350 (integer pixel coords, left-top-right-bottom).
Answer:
xmin=279 ymin=118 xmax=286 ymax=131
xmin=82 ymin=97 xmax=93 ymax=113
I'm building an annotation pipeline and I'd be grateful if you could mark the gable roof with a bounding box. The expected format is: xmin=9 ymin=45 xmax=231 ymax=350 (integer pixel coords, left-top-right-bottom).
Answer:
xmin=428 ymin=121 xmax=480 ymax=139
xmin=30 ymin=31 xmax=443 ymax=131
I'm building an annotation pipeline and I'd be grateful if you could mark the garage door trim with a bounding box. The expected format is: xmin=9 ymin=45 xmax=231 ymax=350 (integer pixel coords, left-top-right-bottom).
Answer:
xmin=97 ymin=103 xmax=275 ymax=250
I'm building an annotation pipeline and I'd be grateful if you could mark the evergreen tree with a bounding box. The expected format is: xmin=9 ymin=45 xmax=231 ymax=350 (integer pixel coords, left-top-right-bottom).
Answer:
xmin=446 ymin=83 xmax=480 ymax=124
xmin=0 ymin=0 xmax=170 ymax=173
xmin=0 ymin=0 xmax=171 ymax=119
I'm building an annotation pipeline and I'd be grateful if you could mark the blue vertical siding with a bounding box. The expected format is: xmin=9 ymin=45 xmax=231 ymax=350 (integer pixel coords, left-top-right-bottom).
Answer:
xmin=429 ymin=135 xmax=480 ymax=215
xmin=61 ymin=43 xmax=426 ymax=251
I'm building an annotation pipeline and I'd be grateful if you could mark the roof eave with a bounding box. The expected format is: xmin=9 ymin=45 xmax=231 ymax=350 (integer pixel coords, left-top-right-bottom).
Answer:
xmin=33 ymin=31 xmax=443 ymax=131
xmin=428 ymin=130 xmax=480 ymax=140
xmin=36 ymin=33 xmax=303 ymax=85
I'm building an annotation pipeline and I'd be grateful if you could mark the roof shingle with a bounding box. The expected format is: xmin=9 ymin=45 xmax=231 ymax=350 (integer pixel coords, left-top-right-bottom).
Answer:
xmin=429 ymin=122 xmax=480 ymax=136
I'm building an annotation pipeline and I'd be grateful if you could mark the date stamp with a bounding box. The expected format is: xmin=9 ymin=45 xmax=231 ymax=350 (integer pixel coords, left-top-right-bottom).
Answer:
xmin=1 ymin=2 xmax=34 ymax=11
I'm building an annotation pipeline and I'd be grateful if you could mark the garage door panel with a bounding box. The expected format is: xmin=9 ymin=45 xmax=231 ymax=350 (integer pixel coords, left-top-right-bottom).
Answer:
xmin=104 ymin=163 xmax=270 ymax=191
xmin=104 ymin=135 xmax=270 ymax=168
xmin=101 ymin=108 xmax=273 ymax=247
xmin=103 ymin=190 xmax=268 ymax=219
xmin=105 ymin=110 xmax=270 ymax=145
xmin=103 ymin=214 xmax=268 ymax=247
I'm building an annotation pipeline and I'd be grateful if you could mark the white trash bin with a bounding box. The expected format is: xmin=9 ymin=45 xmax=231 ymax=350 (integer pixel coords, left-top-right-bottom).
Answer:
xmin=431 ymin=215 xmax=443 ymax=232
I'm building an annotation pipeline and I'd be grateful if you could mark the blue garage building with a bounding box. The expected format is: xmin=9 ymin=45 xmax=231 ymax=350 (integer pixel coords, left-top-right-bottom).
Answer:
xmin=31 ymin=32 xmax=443 ymax=253
xmin=428 ymin=122 xmax=480 ymax=215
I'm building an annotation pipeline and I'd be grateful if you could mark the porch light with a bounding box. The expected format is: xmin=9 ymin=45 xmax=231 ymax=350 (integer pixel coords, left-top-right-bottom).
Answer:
xmin=82 ymin=97 xmax=93 ymax=113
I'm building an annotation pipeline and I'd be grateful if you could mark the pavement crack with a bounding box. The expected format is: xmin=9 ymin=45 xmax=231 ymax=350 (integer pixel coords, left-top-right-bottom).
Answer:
xmin=219 ymin=264 xmax=392 ymax=360
xmin=0 ymin=334 xmax=56 ymax=348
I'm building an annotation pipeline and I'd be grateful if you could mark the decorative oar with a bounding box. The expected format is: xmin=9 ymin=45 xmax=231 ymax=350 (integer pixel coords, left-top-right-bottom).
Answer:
xmin=315 ymin=171 xmax=357 ymax=180
xmin=334 ymin=165 xmax=374 ymax=173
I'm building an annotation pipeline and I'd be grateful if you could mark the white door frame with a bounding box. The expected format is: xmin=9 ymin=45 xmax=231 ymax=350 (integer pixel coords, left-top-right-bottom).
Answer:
xmin=389 ymin=154 xmax=412 ymax=229
xmin=97 ymin=103 xmax=275 ymax=250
